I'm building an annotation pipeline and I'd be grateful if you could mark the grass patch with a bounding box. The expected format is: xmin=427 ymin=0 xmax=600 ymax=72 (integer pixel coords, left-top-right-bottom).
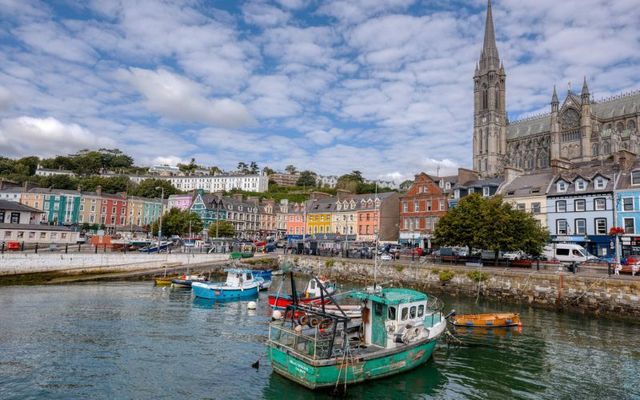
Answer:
xmin=394 ymin=264 xmax=405 ymax=272
xmin=325 ymin=259 xmax=335 ymax=268
xmin=439 ymin=270 xmax=455 ymax=282
xmin=467 ymin=270 xmax=489 ymax=282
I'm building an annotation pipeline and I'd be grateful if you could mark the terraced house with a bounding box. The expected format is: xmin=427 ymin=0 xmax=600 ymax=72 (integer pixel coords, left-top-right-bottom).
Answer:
xmin=613 ymin=157 xmax=640 ymax=258
xmin=190 ymin=192 xmax=226 ymax=230
xmin=399 ymin=173 xmax=449 ymax=248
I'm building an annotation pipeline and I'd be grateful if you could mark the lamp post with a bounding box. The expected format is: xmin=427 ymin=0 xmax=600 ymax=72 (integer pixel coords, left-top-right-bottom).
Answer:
xmin=613 ymin=163 xmax=621 ymax=261
xmin=156 ymin=186 xmax=164 ymax=253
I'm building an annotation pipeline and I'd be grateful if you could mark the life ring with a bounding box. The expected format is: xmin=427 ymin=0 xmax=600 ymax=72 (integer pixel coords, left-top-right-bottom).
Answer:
xmin=297 ymin=314 xmax=309 ymax=326
xmin=308 ymin=316 xmax=320 ymax=328
xmin=319 ymin=318 xmax=333 ymax=330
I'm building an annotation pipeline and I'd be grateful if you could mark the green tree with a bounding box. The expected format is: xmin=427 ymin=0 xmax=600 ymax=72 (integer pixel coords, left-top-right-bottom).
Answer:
xmin=151 ymin=208 xmax=203 ymax=237
xmin=130 ymin=179 xmax=179 ymax=198
xmin=237 ymin=162 xmax=249 ymax=173
xmin=296 ymin=170 xmax=317 ymax=187
xmin=209 ymin=166 xmax=222 ymax=175
xmin=208 ymin=220 xmax=235 ymax=238
xmin=178 ymin=158 xmax=199 ymax=175
xmin=249 ymin=161 xmax=259 ymax=174
xmin=433 ymin=194 xmax=549 ymax=262
xmin=285 ymin=165 xmax=297 ymax=174
xmin=336 ymin=170 xmax=365 ymax=192
xmin=262 ymin=166 xmax=275 ymax=176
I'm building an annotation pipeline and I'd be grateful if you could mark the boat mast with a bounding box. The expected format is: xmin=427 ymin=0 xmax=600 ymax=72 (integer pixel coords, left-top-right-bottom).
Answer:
xmin=374 ymin=182 xmax=379 ymax=290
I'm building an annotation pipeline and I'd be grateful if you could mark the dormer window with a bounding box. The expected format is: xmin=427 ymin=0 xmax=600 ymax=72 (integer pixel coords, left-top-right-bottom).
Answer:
xmin=557 ymin=181 xmax=567 ymax=192
xmin=594 ymin=177 xmax=606 ymax=190
xmin=631 ymin=171 xmax=640 ymax=186
xmin=454 ymin=190 xmax=460 ymax=199
xmin=575 ymin=179 xmax=586 ymax=191
xmin=445 ymin=182 xmax=451 ymax=189
xmin=483 ymin=187 xmax=490 ymax=197
xmin=468 ymin=188 xmax=475 ymax=194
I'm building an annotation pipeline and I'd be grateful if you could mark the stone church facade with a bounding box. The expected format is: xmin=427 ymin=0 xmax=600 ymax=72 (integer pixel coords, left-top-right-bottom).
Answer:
xmin=473 ymin=0 xmax=640 ymax=178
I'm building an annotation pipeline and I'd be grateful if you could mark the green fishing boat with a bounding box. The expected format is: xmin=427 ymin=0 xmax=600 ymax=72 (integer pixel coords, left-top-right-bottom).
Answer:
xmin=267 ymin=274 xmax=448 ymax=390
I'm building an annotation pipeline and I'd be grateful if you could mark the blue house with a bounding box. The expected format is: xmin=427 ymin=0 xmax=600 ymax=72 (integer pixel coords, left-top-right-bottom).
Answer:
xmin=547 ymin=166 xmax=616 ymax=258
xmin=613 ymin=165 xmax=640 ymax=258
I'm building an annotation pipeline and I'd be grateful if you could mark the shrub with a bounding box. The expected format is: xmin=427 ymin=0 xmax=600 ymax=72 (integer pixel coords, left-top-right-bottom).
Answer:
xmin=439 ymin=270 xmax=455 ymax=282
xmin=431 ymin=268 xmax=440 ymax=274
xmin=467 ymin=270 xmax=489 ymax=282
xmin=293 ymin=256 xmax=299 ymax=264
xmin=325 ymin=259 xmax=335 ymax=268
xmin=394 ymin=264 xmax=405 ymax=272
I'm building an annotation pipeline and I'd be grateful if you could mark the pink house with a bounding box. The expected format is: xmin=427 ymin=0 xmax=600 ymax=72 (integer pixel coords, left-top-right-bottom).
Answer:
xmin=167 ymin=194 xmax=194 ymax=211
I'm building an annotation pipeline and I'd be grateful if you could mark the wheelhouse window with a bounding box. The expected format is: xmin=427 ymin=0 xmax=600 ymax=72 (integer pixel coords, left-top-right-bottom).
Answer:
xmin=418 ymin=305 xmax=425 ymax=317
xmin=401 ymin=307 xmax=408 ymax=321
xmin=388 ymin=306 xmax=396 ymax=320
xmin=409 ymin=306 xmax=416 ymax=319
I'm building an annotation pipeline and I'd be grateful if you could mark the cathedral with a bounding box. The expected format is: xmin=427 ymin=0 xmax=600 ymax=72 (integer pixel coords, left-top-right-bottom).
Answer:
xmin=473 ymin=0 xmax=640 ymax=177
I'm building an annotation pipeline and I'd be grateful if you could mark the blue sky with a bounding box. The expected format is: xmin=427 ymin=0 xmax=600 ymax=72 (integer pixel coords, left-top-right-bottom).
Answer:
xmin=0 ymin=0 xmax=638 ymax=182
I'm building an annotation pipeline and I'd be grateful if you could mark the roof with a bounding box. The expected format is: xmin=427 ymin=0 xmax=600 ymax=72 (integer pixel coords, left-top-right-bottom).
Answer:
xmin=500 ymin=170 xmax=555 ymax=197
xmin=507 ymin=114 xmax=551 ymax=140
xmin=0 ymin=200 xmax=43 ymax=213
xmin=547 ymin=162 xmax=617 ymax=196
xmin=593 ymin=91 xmax=640 ymax=119
xmin=0 ymin=223 xmax=74 ymax=231
xmin=455 ymin=176 xmax=503 ymax=189
xmin=0 ymin=187 xmax=24 ymax=193
xmin=350 ymin=288 xmax=427 ymax=305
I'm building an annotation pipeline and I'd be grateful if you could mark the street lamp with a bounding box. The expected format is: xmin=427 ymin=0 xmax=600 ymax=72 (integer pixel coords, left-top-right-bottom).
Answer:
xmin=156 ymin=186 xmax=164 ymax=253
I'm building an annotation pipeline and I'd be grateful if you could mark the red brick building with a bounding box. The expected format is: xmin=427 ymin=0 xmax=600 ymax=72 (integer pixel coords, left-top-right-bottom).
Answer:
xmin=399 ymin=173 xmax=448 ymax=249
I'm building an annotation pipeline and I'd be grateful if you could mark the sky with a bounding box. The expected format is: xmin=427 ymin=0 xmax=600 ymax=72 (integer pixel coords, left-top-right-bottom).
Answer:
xmin=0 ymin=0 xmax=639 ymax=182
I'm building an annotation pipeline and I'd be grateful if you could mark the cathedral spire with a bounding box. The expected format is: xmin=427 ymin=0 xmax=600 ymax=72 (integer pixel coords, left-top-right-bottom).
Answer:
xmin=581 ymin=76 xmax=590 ymax=96
xmin=480 ymin=0 xmax=500 ymax=71
xmin=552 ymin=85 xmax=559 ymax=104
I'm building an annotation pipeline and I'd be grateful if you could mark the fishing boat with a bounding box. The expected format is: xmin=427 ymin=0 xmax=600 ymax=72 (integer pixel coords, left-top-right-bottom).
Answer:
xmin=171 ymin=274 xmax=208 ymax=288
xmin=450 ymin=313 xmax=522 ymax=328
xmin=154 ymin=276 xmax=174 ymax=286
xmin=267 ymin=274 xmax=448 ymax=390
xmin=139 ymin=241 xmax=172 ymax=253
xmin=192 ymin=269 xmax=260 ymax=300
xmin=268 ymin=276 xmax=336 ymax=309
xmin=253 ymin=270 xmax=273 ymax=291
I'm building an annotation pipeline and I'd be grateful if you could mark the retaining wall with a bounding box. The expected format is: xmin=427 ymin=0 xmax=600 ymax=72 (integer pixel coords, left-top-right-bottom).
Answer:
xmin=0 ymin=253 xmax=228 ymax=275
xmin=282 ymin=256 xmax=640 ymax=320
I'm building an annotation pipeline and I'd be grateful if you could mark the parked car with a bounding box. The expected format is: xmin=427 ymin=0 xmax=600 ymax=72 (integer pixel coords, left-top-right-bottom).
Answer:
xmin=502 ymin=250 xmax=526 ymax=261
xmin=542 ymin=244 xmax=596 ymax=264
xmin=380 ymin=253 xmax=393 ymax=261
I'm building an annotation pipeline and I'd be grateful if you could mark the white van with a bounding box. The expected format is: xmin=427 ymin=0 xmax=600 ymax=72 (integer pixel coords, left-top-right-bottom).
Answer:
xmin=543 ymin=244 xmax=595 ymax=263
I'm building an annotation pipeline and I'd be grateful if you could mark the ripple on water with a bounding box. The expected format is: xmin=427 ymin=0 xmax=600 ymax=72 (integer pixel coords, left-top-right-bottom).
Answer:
xmin=0 ymin=282 xmax=639 ymax=400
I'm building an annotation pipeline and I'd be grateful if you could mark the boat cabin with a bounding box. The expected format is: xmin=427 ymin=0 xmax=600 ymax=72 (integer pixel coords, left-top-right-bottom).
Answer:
xmin=224 ymin=269 xmax=254 ymax=287
xmin=351 ymin=288 xmax=441 ymax=349
xmin=303 ymin=277 xmax=333 ymax=298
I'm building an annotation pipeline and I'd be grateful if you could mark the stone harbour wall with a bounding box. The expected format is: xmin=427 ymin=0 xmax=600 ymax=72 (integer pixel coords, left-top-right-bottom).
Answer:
xmin=281 ymin=256 xmax=640 ymax=321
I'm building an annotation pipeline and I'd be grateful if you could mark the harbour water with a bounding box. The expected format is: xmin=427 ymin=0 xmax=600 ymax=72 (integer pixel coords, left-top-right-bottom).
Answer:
xmin=0 ymin=280 xmax=638 ymax=400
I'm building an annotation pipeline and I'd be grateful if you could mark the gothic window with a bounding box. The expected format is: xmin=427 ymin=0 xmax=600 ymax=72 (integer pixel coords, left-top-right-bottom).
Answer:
xmin=628 ymin=120 xmax=637 ymax=131
xmin=495 ymin=86 xmax=499 ymax=109
xmin=484 ymin=129 xmax=489 ymax=153
xmin=561 ymin=109 xmax=580 ymax=130
xmin=592 ymin=143 xmax=599 ymax=157
xmin=478 ymin=131 xmax=483 ymax=153
xmin=616 ymin=122 xmax=624 ymax=133
xmin=603 ymin=141 xmax=611 ymax=155
xmin=537 ymin=151 xmax=549 ymax=169
xmin=482 ymin=85 xmax=488 ymax=110
xmin=525 ymin=156 xmax=533 ymax=170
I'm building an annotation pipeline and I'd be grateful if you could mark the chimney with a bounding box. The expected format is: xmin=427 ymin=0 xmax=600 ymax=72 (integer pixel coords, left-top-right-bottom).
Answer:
xmin=550 ymin=159 xmax=572 ymax=175
xmin=233 ymin=193 xmax=243 ymax=201
xmin=96 ymin=185 xmax=102 ymax=196
xmin=502 ymin=167 xmax=523 ymax=185
xmin=457 ymin=168 xmax=479 ymax=186
xmin=336 ymin=189 xmax=351 ymax=200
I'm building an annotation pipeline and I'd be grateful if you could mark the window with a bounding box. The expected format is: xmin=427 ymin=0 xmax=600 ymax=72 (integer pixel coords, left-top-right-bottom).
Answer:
xmin=575 ymin=180 xmax=586 ymax=191
xmin=29 ymin=232 xmax=35 ymax=239
xmin=557 ymin=219 xmax=568 ymax=235
xmin=10 ymin=212 xmax=20 ymax=224
xmin=402 ymin=202 xmax=408 ymax=213
xmin=4 ymin=231 xmax=11 ymax=238
xmin=413 ymin=200 xmax=419 ymax=212
xmin=531 ymin=202 xmax=541 ymax=214
xmin=594 ymin=178 xmax=606 ymax=190
xmin=623 ymin=198 xmax=634 ymax=211
xmin=468 ymin=188 xmax=474 ymax=194
xmin=439 ymin=200 xmax=445 ymax=211
xmin=574 ymin=199 xmax=586 ymax=212
xmin=516 ymin=203 xmax=525 ymax=211
xmin=483 ymin=187 xmax=490 ymax=197
xmin=595 ymin=218 xmax=607 ymax=235
xmin=401 ymin=307 xmax=408 ymax=321
xmin=624 ymin=218 xmax=635 ymax=234
xmin=632 ymin=171 xmax=640 ymax=186
xmin=40 ymin=232 xmax=46 ymax=239
xmin=409 ymin=306 xmax=416 ymax=319
xmin=17 ymin=231 xmax=24 ymax=238
xmin=556 ymin=200 xmax=567 ymax=213
xmin=575 ymin=219 xmax=587 ymax=235
xmin=418 ymin=305 xmax=424 ymax=317
xmin=388 ymin=306 xmax=396 ymax=320
xmin=556 ymin=248 xmax=570 ymax=256
xmin=557 ymin=181 xmax=567 ymax=192
xmin=594 ymin=198 xmax=606 ymax=211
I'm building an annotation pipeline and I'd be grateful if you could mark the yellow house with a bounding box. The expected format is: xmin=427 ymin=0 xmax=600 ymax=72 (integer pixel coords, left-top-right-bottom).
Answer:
xmin=499 ymin=171 xmax=552 ymax=228
xmin=306 ymin=212 xmax=332 ymax=235
xmin=127 ymin=196 xmax=146 ymax=227
xmin=19 ymin=191 xmax=46 ymax=223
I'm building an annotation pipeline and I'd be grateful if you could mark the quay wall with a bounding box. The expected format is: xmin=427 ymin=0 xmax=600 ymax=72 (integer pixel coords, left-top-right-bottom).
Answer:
xmin=0 ymin=253 xmax=229 ymax=276
xmin=282 ymin=256 xmax=640 ymax=320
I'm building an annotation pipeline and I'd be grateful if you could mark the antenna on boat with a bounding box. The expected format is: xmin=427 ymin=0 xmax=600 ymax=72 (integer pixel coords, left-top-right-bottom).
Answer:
xmin=374 ymin=182 xmax=379 ymax=291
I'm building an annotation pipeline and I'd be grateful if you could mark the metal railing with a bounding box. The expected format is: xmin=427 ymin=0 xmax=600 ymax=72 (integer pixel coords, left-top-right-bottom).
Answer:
xmin=268 ymin=324 xmax=333 ymax=361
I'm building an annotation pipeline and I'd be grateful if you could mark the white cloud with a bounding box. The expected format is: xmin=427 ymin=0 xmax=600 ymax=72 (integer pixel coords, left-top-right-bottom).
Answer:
xmin=242 ymin=2 xmax=290 ymax=27
xmin=0 ymin=116 xmax=113 ymax=157
xmin=119 ymin=68 xmax=255 ymax=127
xmin=151 ymin=156 xmax=185 ymax=166
xmin=0 ymin=87 xmax=11 ymax=110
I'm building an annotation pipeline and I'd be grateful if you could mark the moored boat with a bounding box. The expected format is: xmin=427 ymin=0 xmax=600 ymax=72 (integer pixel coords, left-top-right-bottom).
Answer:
xmin=450 ymin=312 xmax=521 ymax=327
xmin=171 ymin=274 xmax=208 ymax=288
xmin=252 ymin=270 xmax=273 ymax=291
xmin=154 ymin=276 xmax=175 ymax=286
xmin=192 ymin=269 xmax=260 ymax=300
xmin=267 ymin=278 xmax=448 ymax=390
xmin=268 ymin=276 xmax=336 ymax=309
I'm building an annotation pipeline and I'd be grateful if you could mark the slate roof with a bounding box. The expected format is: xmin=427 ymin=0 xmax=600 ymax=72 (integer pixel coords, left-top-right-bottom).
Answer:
xmin=0 ymin=200 xmax=44 ymax=213
xmin=0 ymin=223 xmax=73 ymax=231
xmin=500 ymin=170 xmax=555 ymax=197
xmin=507 ymin=114 xmax=551 ymax=140
xmin=593 ymin=91 xmax=640 ymax=119
xmin=547 ymin=162 xmax=617 ymax=196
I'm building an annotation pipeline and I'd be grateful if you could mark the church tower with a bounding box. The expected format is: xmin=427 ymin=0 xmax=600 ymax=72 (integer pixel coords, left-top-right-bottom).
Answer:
xmin=473 ymin=0 xmax=507 ymax=177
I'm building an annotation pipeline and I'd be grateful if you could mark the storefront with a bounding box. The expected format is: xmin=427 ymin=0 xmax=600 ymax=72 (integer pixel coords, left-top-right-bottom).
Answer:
xmin=620 ymin=236 xmax=640 ymax=258
xmin=399 ymin=232 xmax=431 ymax=249
xmin=552 ymin=235 xmax=615 ymax=258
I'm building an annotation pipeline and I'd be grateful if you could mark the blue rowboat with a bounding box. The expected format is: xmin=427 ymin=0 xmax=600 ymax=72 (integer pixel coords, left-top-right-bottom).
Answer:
xmin=192 ymin=269 xmax=260 ymax=300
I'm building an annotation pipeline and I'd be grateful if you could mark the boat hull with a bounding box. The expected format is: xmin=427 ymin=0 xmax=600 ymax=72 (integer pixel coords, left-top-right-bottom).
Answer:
xmin=269 ymin=339 xmax=437 ymax=390
xmin=192 ymin=282 xmax=259 ymax=300
xmin=451 ymin=313 xmax=521 ymax=327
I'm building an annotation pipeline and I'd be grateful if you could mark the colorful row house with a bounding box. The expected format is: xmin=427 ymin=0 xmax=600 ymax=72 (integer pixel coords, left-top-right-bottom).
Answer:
xmin=21 ymin=188 xmax=82 ymax=225
xmin=399 ymin=173 xmax=449 ymax=248
xmin=614 ymin=162 xmax=640 ymax=258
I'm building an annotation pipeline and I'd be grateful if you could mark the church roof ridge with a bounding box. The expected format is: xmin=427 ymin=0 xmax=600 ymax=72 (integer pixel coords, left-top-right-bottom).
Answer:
xmin=593 ymin=89 xmax=640 ymax=104
xmin=509 ymin=112 xmax=551 ymax=125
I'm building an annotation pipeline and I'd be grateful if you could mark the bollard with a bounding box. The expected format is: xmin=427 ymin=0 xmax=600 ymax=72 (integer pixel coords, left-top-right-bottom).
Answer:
xmin=95 ymin=245 xmax=98 ymax=254
xmin=103 ymin=243 xmax=107 ymax=253
xmin=536 ymin=259 xmax=540 ymax=271
xmin=21 ymin=241 xmax=24 ymax=252
xmin=1 ymin=242 xmax=4 ymax=253
xmin=65 ymin=243 xmax=68 ymax=254
xmin=78 ymin=243 xmax=81 ymax=252
xmin=35 ymin=243 xmax=38 ymax=254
